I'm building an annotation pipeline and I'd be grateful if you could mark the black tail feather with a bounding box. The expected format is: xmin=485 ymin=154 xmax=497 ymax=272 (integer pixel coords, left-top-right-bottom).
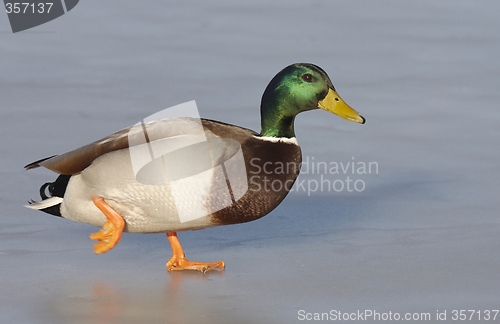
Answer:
xmin=39 ymin=175 xmax=71 ymax=217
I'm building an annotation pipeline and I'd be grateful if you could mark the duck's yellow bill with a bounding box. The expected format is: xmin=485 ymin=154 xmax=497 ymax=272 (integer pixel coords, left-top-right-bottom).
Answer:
xmin=318 ymin=88 xmax=365 ymax=124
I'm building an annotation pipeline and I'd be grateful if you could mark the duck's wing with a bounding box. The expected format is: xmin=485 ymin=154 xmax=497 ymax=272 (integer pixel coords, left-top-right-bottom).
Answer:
xmin=25 ymin=126 xmax=131 ymax=174
xmin=25 ymin=117 xmax=228 ymax=175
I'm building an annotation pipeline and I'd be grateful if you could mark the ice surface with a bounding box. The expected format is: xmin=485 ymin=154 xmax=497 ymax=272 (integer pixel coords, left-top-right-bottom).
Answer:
xmin=1 ymin=1 xmax=499 ymax=323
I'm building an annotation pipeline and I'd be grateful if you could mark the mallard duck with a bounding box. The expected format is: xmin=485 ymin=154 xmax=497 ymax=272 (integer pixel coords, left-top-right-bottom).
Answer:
xmin=25 ymin=63 xmax=365 ymax=272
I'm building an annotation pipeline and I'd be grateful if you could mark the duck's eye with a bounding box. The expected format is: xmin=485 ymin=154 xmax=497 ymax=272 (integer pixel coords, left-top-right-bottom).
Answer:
xmin=301 ymin=73 xmax=313 ymax=82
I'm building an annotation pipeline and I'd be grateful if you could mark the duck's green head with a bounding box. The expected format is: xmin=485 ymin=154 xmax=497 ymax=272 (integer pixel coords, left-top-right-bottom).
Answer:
xmin=260 ymin=63 xmax=365 ymax=138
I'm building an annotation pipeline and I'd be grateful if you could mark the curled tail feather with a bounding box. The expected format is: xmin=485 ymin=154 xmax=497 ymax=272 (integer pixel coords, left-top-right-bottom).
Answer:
xmin=25 ymin=175 xmax=71 ymax=217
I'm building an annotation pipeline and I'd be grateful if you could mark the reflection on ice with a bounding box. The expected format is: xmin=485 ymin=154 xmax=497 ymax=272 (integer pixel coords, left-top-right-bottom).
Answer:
xmin=49 ymin=272 xmax=256 ymax=324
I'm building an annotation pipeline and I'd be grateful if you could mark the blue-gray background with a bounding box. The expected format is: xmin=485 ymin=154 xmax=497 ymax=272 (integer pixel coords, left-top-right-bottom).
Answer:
xmin=1 ymin=1 xmax=499 ymax=323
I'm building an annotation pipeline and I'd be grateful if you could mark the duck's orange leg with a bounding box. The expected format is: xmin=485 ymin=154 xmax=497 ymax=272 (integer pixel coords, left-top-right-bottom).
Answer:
xmin=166 ymin=232 xmax=225 ymax=273
xmin=89 ymin=196 xmax=125 ymax=254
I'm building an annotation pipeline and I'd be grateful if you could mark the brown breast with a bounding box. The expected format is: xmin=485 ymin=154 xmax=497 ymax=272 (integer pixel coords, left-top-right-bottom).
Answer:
xmin=202 ymin=120 xmax=302 ymax=225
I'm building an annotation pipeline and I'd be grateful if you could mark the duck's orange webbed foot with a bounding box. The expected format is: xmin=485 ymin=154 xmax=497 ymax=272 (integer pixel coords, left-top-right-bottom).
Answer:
xmin=89 ymin=196 xmax=125 ymax=254
xmin=166 ymin=232 xmax=225 ymax=273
